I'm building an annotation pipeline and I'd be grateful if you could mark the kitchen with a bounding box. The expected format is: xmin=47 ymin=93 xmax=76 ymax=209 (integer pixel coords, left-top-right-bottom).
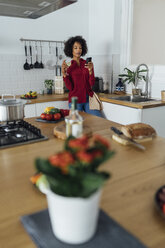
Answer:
xmin=1 ymin=0 xmax=165 ymax=247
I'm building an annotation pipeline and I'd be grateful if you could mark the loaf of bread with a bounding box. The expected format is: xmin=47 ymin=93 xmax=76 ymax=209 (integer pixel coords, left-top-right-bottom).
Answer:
xmin=121 ymin=123 xmax=156 ymax=139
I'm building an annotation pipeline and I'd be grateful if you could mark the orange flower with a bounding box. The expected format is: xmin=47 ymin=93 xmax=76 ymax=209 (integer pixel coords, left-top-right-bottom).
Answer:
xmin=91 ymin=149 xmax=103 ymax=159
xmin=49 ymin=151 xmax=75 ymax=174
xmin=93 ymin=134 xmax=110 ymax=149
xmin=76 ymin=150 xmax=93 ymax=164
xmin=68 ymin=135 xmax=89 ymax=151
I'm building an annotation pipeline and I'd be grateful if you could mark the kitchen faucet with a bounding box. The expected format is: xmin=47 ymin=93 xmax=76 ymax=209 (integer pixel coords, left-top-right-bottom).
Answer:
xmin=135 ymin=63 xmax=149 ymax=98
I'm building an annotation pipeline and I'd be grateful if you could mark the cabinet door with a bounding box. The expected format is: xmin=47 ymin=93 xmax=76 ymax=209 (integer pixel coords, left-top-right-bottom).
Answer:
xmin=102 ymin=102 xmax=142 ymax=124
xmin=142 ymin=107 xmax=165 ymax=138
xmin=36 ymin=101 xmax=69 ymax=116
xmin=24 ymin=104 xmax=36 ymax=118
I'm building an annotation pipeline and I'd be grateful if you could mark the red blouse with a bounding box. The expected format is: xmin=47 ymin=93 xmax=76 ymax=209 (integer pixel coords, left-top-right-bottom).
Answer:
xmin=63 ymin=58 xmax=95 ymax=103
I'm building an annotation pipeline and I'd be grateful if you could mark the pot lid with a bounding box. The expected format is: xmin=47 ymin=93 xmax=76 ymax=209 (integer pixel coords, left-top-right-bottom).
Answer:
xmin=0 ymin=95 xmax=28 ymax=106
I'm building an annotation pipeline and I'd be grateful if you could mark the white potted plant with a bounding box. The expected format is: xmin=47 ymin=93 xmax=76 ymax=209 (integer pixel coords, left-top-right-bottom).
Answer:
xmin=119 ymin=67 xmax=147 ymax=96
xmin=31 ymin=134 xmax=114 ymax=245
xmin=44 ymin=79 xmax=54 ymax=94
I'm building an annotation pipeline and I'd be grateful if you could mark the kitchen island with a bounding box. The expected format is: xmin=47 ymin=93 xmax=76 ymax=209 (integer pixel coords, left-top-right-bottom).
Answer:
xmin=1 ymin=113 xmax=165 ymax=248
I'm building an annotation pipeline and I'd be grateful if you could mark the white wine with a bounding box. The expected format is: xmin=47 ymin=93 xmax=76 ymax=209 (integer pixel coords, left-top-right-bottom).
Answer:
xmin=65 ymin=97 xmax=83 ymax=138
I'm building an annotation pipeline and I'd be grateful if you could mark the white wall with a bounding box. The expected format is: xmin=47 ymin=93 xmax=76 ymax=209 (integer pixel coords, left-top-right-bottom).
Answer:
xmin=88 ymin=0 xmax=120 ymax=91
xmin=131 ymin=0 xmax=165 ymax=65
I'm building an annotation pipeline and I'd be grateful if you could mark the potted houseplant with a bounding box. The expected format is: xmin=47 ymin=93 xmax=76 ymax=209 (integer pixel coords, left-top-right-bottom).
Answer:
xmin=31 ymin=134 xmax=114 ymax=244
xmin=119 ymin=67 xmax=147 ymax=96
xmin=44 ymin=79 xmax=54 ymax=94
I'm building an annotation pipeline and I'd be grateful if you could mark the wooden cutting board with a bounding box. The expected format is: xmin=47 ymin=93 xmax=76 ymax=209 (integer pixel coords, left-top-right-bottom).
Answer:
xmin=54 ymin=124 xmax=92 ymax=140
xmin=112 ymin=134 xmax=153 ymax=146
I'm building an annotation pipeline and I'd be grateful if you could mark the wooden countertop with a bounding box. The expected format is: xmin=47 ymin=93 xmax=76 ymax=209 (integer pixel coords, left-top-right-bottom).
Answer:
xmin=20 ymin=93 xmax=69 ymax=104
xmin=18 ymin=93 xmax=165 ymax=109
xmin=1 ymin=113 xmax=165 ymax=248
xmin=98 ymin=93 xmax=165 ymax=109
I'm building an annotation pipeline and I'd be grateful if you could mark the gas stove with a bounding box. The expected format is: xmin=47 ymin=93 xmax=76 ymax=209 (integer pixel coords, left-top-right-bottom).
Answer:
xmin=0 ymin=120 xmax=48 ymax=149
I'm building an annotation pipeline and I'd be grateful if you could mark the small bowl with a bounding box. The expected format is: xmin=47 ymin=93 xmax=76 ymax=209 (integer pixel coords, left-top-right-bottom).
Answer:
xmin=154 ymin=185 xmax=165 ymax=217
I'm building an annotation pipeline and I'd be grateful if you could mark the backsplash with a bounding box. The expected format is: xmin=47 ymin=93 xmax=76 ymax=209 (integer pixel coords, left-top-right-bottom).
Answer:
xmin=0 ymin=53 xmax=120 ymax=96
xmin=0 ymin=54 xmax=59 ymax=95
xmin=1 ymin=53 xmax=164 ymax=99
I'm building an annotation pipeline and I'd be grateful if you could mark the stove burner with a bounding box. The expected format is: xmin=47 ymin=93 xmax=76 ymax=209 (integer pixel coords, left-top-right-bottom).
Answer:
xmin=4 ymin=127 xmax=18 ymax=132
xmin=0 ymin=120 xmax=48 ymax=149
xmin=15 ymin=133 xmax=25 ymax=138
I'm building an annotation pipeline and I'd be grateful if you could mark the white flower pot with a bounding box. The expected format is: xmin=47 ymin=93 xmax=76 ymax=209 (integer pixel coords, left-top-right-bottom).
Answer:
xmin=46 ymin=189 xmax=102 ymax=244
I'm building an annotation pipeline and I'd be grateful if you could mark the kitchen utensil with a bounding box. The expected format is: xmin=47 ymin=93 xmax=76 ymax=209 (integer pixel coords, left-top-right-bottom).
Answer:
xmin=111 ymin=126 xmax=146 ymax=150
xmin=161 ymin=90 xmax=165 ymax=102
xmin=58 ymin=43 xmax=63 ymax=60
xmin=23 ymin=45 xmax=30 ymax=70
xmin=34 ymin=43 xmax=40 ymax=68
xmin=39 ymin=42 xmax=44 ymax=69
xmin=29 ymin=45 xmax=33 ymax=69
xmin=56 ymin=43 xmax=58 ymax=76
xmin=0 ymin=94 xmax=29 ymax=122
xmin=45 ymin=43 xmax=56 ymax=70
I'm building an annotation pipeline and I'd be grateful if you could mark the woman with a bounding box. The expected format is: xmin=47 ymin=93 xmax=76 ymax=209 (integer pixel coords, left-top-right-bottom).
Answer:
xmin=62 ymin=35 xmax=102 ymax=117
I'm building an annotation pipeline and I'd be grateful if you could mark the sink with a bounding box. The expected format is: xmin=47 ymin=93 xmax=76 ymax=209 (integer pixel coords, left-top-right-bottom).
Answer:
xmin=109 ymin=96 xmax=156 ymax=102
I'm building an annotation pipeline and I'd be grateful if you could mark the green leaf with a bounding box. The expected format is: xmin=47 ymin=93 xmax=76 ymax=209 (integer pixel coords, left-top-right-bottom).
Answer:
xmin=81 ymin=172 xmax=108 ymax=197
xmin=118 ymin=74 xmax=131 ymax=77
xmin=46 ymin=175 xmax=82 ymax=197
xmin=35 ymin=158 xmax=62 ymax=178
xmin=124 ymin=68 xmax=133 ymax=74
xmin=123 ymin=78 xmax=129 ymax=83
xmin=127 ymin=78 xmax=134 ymax=84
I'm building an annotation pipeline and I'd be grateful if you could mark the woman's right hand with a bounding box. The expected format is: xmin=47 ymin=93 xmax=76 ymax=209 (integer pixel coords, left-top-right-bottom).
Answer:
xmin=62 ymin=60 xmax=68 ymax=77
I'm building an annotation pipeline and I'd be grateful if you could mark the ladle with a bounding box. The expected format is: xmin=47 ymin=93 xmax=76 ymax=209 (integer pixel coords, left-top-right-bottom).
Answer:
xmin=29 ymin=44 xmax=33 ymax=69
xmin=59 ymin=42 xmax=63 ymax=60
xmin=23 ymin=44 xmax=30 ymax=70
xmin=34 ymin=42 xmax=40 ymax=69
xmin=39 ymin=42 xmax=44 ymax=69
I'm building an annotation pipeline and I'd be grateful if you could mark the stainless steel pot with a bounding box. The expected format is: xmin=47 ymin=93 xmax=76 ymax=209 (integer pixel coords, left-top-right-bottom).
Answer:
xmin=0 ymin=94 xmax=29 ymax=122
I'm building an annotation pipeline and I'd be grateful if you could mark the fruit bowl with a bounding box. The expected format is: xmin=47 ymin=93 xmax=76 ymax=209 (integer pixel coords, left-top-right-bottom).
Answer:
xmin=37 ymin=107 xmax=69 ymax=123
xmin=20 ymin=91 xmax=37 ymax=99
xmin=36 ymin=117 xmax=64 ymax=123
xmin=21 ymin=96 xmax=37 ymax=99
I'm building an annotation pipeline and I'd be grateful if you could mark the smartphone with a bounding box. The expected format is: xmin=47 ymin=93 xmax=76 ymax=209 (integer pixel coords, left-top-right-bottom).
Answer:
xmin=86 ymin=57 xmax=92 ymax=64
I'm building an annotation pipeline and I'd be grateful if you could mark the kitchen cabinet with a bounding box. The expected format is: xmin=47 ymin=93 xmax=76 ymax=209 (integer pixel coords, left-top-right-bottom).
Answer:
xmin=24 ymin=101 xmax=69 ymax=118
xmin=102 ymin=102 xmax=141 ymax=124
xmin=102 ymin=102 xmax=165 ymax=138
xmin=24 ymin=104 xmax=36 ymax=118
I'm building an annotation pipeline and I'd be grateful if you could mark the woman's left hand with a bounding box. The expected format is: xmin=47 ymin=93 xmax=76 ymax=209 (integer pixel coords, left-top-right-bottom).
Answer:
xmin=85 ymin=62 xmax=93 ymax=75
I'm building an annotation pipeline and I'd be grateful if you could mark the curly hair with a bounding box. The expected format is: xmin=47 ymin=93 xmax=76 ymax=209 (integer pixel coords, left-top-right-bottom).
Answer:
xmin=64 ymin=36 xmax=88 ymax=58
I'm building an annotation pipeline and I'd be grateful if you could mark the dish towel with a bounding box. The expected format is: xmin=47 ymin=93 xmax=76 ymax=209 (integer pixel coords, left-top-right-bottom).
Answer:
xmin=21 ymin=209 xmax=148 ymax=248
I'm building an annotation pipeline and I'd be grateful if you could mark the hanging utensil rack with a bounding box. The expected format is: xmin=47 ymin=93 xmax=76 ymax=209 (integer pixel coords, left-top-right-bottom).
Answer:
xmin=20 ymin=38 xmax=65 ymax=72
xmin=20 ymin=38 xmax=64 ymax=44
